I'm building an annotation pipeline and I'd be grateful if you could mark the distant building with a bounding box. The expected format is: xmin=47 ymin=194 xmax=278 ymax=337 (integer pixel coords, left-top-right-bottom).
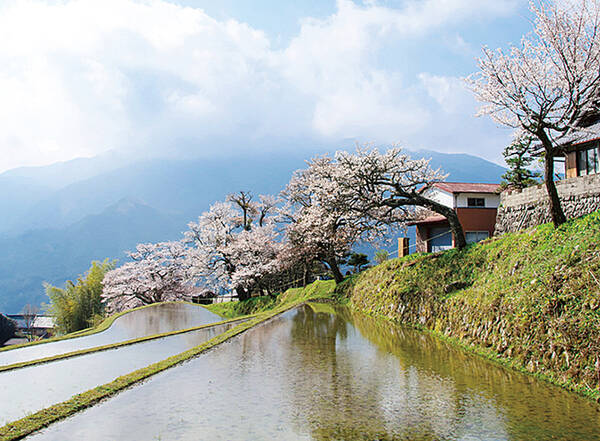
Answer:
xmin=409 ymin=182 xmax=501 ymax=253
xmin=6 ymin=314 xmax=55 ymax=338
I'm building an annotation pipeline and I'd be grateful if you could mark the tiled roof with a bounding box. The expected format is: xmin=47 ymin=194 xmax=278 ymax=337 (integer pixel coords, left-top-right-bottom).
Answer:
xmin=431 ymin=182 xmax=501 ymax=194
xmin=561 ymin=121 xmax=600 ymax=147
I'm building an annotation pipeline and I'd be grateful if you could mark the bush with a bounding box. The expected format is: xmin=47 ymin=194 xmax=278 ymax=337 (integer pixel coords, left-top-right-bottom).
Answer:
xmin=0 ymin=314 xmax=16 ymax=345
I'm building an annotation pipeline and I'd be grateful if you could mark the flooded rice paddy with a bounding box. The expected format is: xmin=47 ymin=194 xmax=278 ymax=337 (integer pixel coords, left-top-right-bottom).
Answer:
xmin=24 ymin=303 xmax=600 ymax=441
xmin=0 ymin=322 xmax=234 ymax=425
xmin=0 ymin=303 xmax=220 ymax=367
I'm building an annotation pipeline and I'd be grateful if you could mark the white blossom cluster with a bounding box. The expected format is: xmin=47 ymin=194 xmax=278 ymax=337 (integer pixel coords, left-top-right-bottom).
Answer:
xmin=468 ymin=0 xmax=600 ymax=144
xmin=101 ymin=241 xmax=192 ymax=314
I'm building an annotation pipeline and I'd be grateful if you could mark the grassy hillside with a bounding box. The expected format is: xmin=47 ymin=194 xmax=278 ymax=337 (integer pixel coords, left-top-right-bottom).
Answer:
xmin=338 ymin=210 xmax=600 ymax=401
xmin=206 ymin=280 xmax=337 ymax=318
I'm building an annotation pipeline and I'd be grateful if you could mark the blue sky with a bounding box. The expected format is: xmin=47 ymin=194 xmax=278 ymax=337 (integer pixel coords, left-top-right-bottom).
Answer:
xmin=0 ymin=0 xmax=534 ymax=173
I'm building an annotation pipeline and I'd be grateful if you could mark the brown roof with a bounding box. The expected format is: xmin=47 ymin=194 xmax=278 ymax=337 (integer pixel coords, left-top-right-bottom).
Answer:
xmin=431 ymin=182 xmax=501 ymax=194
xmin=563 ymin=121 xmax=600 ymax=148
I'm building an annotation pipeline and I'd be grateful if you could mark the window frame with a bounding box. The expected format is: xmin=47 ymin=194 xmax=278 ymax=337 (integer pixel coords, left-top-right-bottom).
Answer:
xmin=576 ymin=142 xmax=600 ymax=176
xmin=467 ymin=197 xmax=485 ymax=208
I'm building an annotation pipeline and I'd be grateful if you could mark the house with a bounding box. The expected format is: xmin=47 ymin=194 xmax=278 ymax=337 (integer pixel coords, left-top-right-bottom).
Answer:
xmin=6 ymin=314 xmax=55 ymax=339
xmin=409 ymin=182 xmax=501 ymax=253
xmin=562 ymin=122 xmax=600 ymax=179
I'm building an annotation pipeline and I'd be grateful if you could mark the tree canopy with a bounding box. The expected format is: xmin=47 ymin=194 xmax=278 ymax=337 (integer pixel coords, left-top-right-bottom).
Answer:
xmin=468 ymin=0 xmax=600 ymax=226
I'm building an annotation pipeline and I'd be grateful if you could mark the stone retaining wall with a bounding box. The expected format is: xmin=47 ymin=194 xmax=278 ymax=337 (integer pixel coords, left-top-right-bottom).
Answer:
xmin=495 ymin=174 xmax=600 ymax=234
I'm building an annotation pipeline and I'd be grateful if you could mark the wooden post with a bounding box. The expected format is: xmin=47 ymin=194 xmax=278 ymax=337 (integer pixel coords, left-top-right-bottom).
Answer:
xmin=398 ymin=237 xmax=409 ymax=257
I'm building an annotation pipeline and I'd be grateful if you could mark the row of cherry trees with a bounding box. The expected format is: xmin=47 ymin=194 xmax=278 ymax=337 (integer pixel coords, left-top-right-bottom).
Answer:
xmin=101 ymin=146 xmax=452 ymax=312
xmin=101 ymin=0 xmax=600 ymax=312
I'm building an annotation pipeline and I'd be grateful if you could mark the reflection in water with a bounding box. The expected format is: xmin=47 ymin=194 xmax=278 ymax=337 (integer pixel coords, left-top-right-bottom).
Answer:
xmin=25 ymin=305 xmax=600 ymax=441
xmin=0 ymin=322 xmax=235 ymax=426
xmin=0 ymin=303 xmax=220 ymax=367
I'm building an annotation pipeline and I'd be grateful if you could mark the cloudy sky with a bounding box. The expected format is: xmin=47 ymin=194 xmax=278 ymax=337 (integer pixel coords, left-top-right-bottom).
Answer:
xmin=0 ymin=0 xmax=532 ymax=173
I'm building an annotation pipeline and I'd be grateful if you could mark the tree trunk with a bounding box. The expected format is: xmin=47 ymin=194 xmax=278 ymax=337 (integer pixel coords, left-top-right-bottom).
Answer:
xmin=415 ymin=195 xmax=467 ymax=250
xmin=537 ymin=130 xmax=567 ymax=227
xmin=236 ymin=286 xmax=250 ymax=302
xmin=325 ymin=257 xmax=344 ymax=284
xmin=543 ymin=148 xmax=567 ymax=227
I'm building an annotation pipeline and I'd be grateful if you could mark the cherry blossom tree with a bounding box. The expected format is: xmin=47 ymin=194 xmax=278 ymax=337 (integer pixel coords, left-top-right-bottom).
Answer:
xmin=185 ymin=195 xmax=282 ymax=300
xmin=282 ymin=154 xmax=395 ymax=283
xmin=227 ymin=223 xmax=283 ymax=296
xmin=468 ymin=0 xmax=600 ymax=227
xmin=101 ymin=241 xmax=192 ymax=313
xmin=331 ymin=146 xmax=468 ymax=249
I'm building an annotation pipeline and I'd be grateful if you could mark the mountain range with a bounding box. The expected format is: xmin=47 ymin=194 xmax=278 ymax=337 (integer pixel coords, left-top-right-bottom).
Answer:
xmin=0 ymin=149 xmax=506 ymax=313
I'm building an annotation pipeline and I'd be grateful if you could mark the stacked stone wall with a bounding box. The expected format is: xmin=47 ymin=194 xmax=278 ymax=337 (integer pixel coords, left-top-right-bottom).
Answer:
xmin=495 ymin=174 xmax=600 ymax=235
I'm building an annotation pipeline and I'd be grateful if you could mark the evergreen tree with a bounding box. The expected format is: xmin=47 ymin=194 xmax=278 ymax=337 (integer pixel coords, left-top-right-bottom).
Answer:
xmin=501 ymin=136 xmax=541 ymax=190
xmin=348 ymin=253 xmax=369 ymax=273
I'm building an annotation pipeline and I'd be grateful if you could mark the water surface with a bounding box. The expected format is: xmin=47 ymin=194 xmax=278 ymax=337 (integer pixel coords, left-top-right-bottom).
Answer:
xmin=0 ymin=303 xmax=220 ymax=367
xmin=0 ymin=321 xmax=235 ymax=425
xmin=25 ymin=305 xmax=600 ymax=440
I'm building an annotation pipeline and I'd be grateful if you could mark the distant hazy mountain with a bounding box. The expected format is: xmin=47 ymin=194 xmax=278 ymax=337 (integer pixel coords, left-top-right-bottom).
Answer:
xmin=0 ymin=198 xmax=180 ymax=313
xmin=0 ymin=149 xmax=505 ymax=313
xmin=0 ymin=150 xmax=132 ymax=235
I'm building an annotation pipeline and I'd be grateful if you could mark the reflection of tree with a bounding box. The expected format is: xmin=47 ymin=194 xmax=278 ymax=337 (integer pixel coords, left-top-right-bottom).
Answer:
xmin=350 ymin=311 xmax=600 ymax=441
xmin=283 ymin=305 xmax=443 ymax=441
xmin=278 ymin=305 xmax=600 ymax=441
xmin=116 ymin=304 xmax=215 ymax=337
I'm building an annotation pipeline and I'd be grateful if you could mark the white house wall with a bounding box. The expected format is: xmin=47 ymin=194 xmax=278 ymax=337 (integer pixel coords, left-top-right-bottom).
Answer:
xmin=423 ymin=188 xmax=455 ymax=208
xmin=456 ymin=193 xmax=500 ymax=208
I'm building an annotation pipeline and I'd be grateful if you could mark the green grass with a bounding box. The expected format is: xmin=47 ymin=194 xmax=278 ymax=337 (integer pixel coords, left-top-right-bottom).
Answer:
xmin=0 ymin=301 xmax=209 ymax=354
xmin=206 ymin=280 xmax=337 ymax=318
xmin=207 ymin=296 xmax=278 ymax=318
xmin=338 ymin=210 xmax=600 ymax=402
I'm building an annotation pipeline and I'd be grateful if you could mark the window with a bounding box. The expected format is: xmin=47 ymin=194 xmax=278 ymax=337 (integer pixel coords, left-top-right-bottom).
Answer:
xmin=465 ymin=231 xmax=489 ymax=244
xmin=576 ymin=143 xmax=600 ymax=176
xmin=467 ymin=197 xmax=485 ymax=207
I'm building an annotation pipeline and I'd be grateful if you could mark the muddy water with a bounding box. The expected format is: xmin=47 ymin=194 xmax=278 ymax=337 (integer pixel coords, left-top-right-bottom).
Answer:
xmin=0 ymin=322 xmax=235 ymax=426
xmin=0 ymin=303 xmax=220 ymax=367
xmin=25 ymin=304 xmax=600 ymax=440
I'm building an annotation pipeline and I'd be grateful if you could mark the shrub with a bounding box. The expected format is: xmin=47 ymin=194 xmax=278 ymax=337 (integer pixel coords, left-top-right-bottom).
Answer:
xmin=45 ymin=259 xmax=116 ymax=334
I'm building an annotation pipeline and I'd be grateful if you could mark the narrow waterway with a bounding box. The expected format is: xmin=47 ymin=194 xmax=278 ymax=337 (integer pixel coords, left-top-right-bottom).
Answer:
xmin=0 ymin=303 xmax=220 ymax=367
xmin=0 ymin=321 xmax=235 ymax=426
xmin=24 ymin=304 xmax=600 ymax=440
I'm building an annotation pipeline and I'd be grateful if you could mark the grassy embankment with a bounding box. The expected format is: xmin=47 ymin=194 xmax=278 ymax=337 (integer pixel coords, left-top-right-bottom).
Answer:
xmin=206 ymin=280 xmax=339 ymax=318
xmin=345 ymin=211 xmax=600 ymax=401
xmin=0 ymin=285 xmax=336 ymax=440
xmin=212 ymin=211 xmax=600 ymax=402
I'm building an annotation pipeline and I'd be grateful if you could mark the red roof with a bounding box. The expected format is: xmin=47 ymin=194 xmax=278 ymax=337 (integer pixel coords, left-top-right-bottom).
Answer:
xmin=431 ymin=182 xmax=501 ymax=194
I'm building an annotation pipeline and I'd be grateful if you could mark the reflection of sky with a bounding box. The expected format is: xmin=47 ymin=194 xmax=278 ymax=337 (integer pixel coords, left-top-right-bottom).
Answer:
xmin=24 ymin=306 xmax=600 ymax=441
xmin=0 ymin=322 xmax=233 ymax=426
xmin=0 ymin=303 xmax=220 ymax=367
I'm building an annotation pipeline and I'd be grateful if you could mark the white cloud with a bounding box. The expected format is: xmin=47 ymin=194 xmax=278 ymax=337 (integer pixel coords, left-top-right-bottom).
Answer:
xmin=0 ymin=0 xmax=519 ymax=172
